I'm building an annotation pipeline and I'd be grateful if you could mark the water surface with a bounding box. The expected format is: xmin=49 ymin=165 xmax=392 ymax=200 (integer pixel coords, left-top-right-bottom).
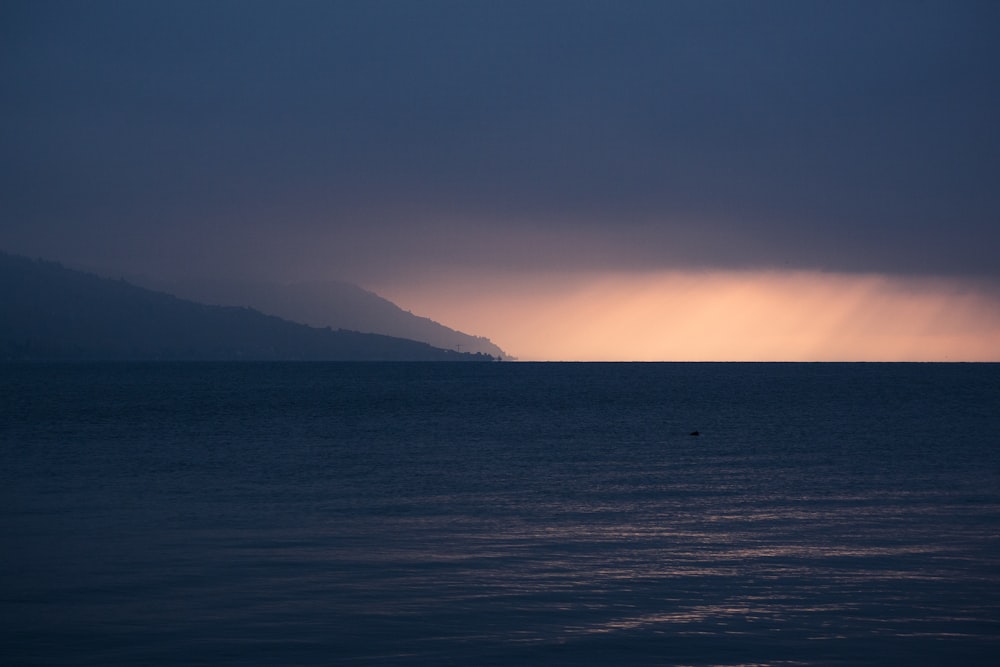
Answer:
xmin=2 ymin=362 xmax=998 ymax=665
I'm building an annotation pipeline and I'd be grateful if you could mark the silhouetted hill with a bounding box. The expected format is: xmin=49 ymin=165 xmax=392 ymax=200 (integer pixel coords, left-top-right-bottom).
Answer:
xmin=0 ymin=253 xmax=495 ymax=361
xmin=142 ymin=278 xmax=511 ymax=359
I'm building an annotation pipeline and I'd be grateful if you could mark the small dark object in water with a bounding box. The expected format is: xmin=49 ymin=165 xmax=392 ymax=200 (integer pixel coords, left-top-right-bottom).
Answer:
xmin=689 ymin=430 xmax=700 ymax=436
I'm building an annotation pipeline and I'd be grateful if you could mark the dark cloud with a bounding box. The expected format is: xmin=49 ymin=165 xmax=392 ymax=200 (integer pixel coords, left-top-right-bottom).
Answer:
xmin=2 ymin=0 xmax=999 ymax=280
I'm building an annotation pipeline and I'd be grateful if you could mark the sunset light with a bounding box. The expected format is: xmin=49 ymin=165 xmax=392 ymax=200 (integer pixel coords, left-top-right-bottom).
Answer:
xmin=5 ymin=2 xmax=1000 ymax=663
xmin=377 ymin=271 xmax=1000 ymax=361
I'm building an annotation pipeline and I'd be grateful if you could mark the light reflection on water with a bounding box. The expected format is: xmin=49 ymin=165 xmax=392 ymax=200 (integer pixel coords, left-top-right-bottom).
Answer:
xmin=1 ymin=362 xmax=999 ymax=665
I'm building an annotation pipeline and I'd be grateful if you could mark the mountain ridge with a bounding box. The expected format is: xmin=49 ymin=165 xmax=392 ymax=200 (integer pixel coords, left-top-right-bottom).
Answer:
xmin=140 ymin=278 xmax=510 ymax=360
xmin=0 ymin=252 xmax=497 ymax=362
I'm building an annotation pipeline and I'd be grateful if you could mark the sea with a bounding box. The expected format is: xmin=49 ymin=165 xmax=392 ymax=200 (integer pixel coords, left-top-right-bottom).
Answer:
xmin=1 ymin=362 xmax=998 ymax=666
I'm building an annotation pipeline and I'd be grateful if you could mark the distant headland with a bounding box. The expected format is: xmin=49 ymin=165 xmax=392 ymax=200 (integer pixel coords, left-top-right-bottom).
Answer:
xmin=0 ymin=252 xmax=499 ymax=362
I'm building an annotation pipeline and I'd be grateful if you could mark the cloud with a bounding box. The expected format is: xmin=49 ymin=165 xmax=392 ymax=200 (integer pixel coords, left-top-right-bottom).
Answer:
xmin=2 ymin=1 xmax=999 ymax=293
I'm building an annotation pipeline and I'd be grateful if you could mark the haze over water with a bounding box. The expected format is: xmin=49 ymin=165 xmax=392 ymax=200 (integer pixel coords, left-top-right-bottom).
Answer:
xmin=3 ymin=362 xmax=998 ymax=666
xmin=375 ymin=270 xmax=1000 ymax=361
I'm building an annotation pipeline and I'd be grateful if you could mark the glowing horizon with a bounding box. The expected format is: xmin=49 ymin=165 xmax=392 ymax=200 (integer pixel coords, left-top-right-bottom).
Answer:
xmin=374 ymin=270 xmax=1000 ymax=362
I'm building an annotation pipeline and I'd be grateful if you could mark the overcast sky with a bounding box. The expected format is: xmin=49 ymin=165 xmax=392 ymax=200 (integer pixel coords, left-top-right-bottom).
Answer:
xmin=3 ymin=1 xmax=999 ymax=359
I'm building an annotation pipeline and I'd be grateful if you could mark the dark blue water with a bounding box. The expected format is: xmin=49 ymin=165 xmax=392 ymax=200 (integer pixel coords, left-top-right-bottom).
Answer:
xmin=2 ymin=362 xmax=998 ymax=665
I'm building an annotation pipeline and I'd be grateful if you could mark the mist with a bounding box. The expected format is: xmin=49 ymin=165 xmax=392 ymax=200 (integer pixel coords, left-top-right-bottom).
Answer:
xmin=374 ymin=270 xmax=1000 ymax=361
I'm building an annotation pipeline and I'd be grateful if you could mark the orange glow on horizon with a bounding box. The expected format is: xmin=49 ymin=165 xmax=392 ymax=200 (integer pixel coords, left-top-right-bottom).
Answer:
xmin=373 ymin=270 xmax=1000 ymax=361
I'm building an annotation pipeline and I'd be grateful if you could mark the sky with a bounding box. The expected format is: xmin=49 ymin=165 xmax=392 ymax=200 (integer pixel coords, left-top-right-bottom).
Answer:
xmin=2 ymin=0 xmax=999 ymax=360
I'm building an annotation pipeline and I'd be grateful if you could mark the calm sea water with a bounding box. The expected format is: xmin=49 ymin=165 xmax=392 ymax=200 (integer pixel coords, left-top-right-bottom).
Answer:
xmin=1 ymin=362 xmax=998 ymax=666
